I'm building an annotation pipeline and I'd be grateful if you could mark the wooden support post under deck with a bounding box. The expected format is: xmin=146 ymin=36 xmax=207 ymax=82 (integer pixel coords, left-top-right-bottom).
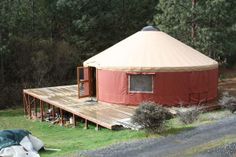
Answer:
xmin=46 ymin=103 xmax=50 ymax=117
xmin=34 ymin=98 xmax=37 ymax=118
xmin=40 ymin=100 xmax=44 ymax=122
xmin=84 ymin=119 xmax=88 ymax=129
xmin=95 ymin=124 xmax=99 ymax=131
xmin=52 ymin=106 xmax=55 ymax=120
xmin=28 ymin=94 xmax=32 ymax=119
xmin=60 ymin=108 xmax=64 ymax=126
xmin=24 ymin=93 xmax=29 ymax=116
xmin=73 ymin=114 xmax=76 ymax=127
xmin=23 ymin=93 xmax=26 ymax=115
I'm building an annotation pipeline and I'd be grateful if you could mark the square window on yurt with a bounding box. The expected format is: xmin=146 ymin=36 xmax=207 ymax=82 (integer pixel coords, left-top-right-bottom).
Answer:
xmin=128 ymin=74 xmax=153 ymax=93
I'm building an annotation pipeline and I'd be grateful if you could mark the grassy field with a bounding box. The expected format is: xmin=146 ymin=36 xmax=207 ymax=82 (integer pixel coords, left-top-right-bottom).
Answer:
xmin=0 ymin=108 xmax=149 ymax=157
xmin=0 ymin=108 xmax=233 ymax=157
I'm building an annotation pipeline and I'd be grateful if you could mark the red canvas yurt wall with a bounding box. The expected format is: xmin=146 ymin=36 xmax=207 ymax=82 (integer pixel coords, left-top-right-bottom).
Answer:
xmin=83 ymin=26 xmax=219 ymax=106
xmin=96 ymin=69 xmax=218 ymax=106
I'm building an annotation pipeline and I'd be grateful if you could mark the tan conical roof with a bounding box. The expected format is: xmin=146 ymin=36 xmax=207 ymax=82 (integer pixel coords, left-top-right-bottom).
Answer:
xmin=84 ymin=30 xmax=218 ymax=72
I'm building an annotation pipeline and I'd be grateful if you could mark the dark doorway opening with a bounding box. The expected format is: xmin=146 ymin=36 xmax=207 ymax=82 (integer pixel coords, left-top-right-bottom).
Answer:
xmin=90 ymin=67 xmax=97 ymax=97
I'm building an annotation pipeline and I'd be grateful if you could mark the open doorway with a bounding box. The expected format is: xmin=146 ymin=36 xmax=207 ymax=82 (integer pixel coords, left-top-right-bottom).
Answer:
xmin=77 ymin=66 xmax=97 ymax=99
xmin=90 ymin=67 xmax=97 ymax=97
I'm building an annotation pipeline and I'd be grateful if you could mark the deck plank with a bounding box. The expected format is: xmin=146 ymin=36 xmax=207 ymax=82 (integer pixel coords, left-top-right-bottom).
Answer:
xmin=23 ymin=85 xmax=136 ymax=129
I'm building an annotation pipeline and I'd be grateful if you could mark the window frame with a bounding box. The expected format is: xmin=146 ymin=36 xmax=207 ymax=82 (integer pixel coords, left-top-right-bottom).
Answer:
xmin=128 ymin=73 xmax=154 ymax=94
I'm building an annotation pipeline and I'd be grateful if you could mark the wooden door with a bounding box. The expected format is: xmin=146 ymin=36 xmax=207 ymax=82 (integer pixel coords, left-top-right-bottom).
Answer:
xmin=77 ymin=67 xmax=91 ymax=98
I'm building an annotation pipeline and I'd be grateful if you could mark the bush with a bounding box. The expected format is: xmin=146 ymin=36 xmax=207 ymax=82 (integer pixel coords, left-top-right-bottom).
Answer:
xmin=177 ymin=106 xmax=202 ymax=125
xmin=131 ymin=102 xmax=173 ymax=133
xmin=219 ymin=92 xmax=236 ymax=113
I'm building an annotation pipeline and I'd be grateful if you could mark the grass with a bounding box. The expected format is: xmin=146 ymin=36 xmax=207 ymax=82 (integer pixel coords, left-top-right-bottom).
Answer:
xmin=183 ymin=135 xmax=236 ymax=156
xmin=0 ymin=108 xmax=149 ymax=157
xmin=163 ymin=110 xmax=233 ymax=136
xmin=0 ymin=108 xmax=233 ymax=156
xmin=165 ymin=134 xmax=236 ymax=157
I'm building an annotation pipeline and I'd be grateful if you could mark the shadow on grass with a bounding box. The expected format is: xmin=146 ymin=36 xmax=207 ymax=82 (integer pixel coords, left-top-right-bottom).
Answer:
xmin=39 ymin=149 xmax=59 ymax=156
xmin=161 ymin=126 xmax=195 ymax=136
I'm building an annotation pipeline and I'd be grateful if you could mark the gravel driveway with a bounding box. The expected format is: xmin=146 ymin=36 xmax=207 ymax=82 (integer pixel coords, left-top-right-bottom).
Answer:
xmin=81 ymin=115 xmax=236 ymax=157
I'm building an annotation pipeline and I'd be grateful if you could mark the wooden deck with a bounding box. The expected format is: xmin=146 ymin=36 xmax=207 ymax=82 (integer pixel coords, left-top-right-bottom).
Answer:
xmin=23 ymin=85 xmax=136 ymax=130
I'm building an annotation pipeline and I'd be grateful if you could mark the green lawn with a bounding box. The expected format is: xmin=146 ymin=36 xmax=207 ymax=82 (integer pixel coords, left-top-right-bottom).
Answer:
xmin=0 ymin=108 xmax=233 ymax=157
xmin=0 ymin=108 xmax=149 ymax=157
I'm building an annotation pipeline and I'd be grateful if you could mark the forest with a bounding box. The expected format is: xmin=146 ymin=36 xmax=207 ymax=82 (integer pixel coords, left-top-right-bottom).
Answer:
xmin=0 ymin=0 xmax=236 ymax=108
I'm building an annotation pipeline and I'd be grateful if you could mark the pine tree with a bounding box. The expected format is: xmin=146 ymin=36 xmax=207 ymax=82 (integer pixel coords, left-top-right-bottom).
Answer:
xmin=154 ymin=0 xmax=236 ymax=65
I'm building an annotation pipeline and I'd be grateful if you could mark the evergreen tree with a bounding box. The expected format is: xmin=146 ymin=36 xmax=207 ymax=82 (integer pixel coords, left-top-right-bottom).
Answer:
xmin=154 ymin=0 xmax=236 ymax=65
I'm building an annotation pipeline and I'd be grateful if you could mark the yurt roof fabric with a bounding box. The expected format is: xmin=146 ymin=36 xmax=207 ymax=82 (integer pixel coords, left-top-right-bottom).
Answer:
xmin=84 ymin=31 xmax=218 ymax=72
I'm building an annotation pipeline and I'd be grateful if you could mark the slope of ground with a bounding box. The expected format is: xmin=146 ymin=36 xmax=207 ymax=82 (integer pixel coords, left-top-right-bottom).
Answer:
xmin=0 ymin=109 xmax=147 ymax=157
xmin=81 ymin=115 xmax=236 ymax=157
xmin=0 ymin=108 xmax=234 ymax=157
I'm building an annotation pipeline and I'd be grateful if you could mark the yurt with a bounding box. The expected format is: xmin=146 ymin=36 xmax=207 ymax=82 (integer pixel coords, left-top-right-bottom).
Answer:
xmin=81 ymin=26 xmax=218 ymax=106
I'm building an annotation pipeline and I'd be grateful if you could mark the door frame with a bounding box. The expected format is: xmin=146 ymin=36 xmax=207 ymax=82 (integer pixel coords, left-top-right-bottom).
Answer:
xmin=77 ymin=66 xmax=97 ymax=99
xmin=77 ymin=66 xmax=91 ymax=98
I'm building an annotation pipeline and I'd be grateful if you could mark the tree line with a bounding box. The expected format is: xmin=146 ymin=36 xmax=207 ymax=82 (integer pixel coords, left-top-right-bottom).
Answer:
xmin=0 ymin=0 xmax=235 ymax=108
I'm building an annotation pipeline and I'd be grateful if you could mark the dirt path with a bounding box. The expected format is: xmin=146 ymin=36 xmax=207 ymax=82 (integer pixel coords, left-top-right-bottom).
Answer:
xmin=81 ymin=115 xmax=236 ymax=157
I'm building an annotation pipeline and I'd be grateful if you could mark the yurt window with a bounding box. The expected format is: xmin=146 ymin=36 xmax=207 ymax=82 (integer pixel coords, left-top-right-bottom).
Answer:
xmin=128 ymin=74 xmax=153 ymax=93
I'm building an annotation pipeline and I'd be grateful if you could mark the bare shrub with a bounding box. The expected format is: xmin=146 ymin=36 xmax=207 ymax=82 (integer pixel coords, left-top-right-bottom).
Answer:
xmin=132 ymin=101 xmax=173 ymax=133
xmin=177 ymin=106 xmax=202 ymax=125
xmin=219 ymin=92 xmax=236 ymax=113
